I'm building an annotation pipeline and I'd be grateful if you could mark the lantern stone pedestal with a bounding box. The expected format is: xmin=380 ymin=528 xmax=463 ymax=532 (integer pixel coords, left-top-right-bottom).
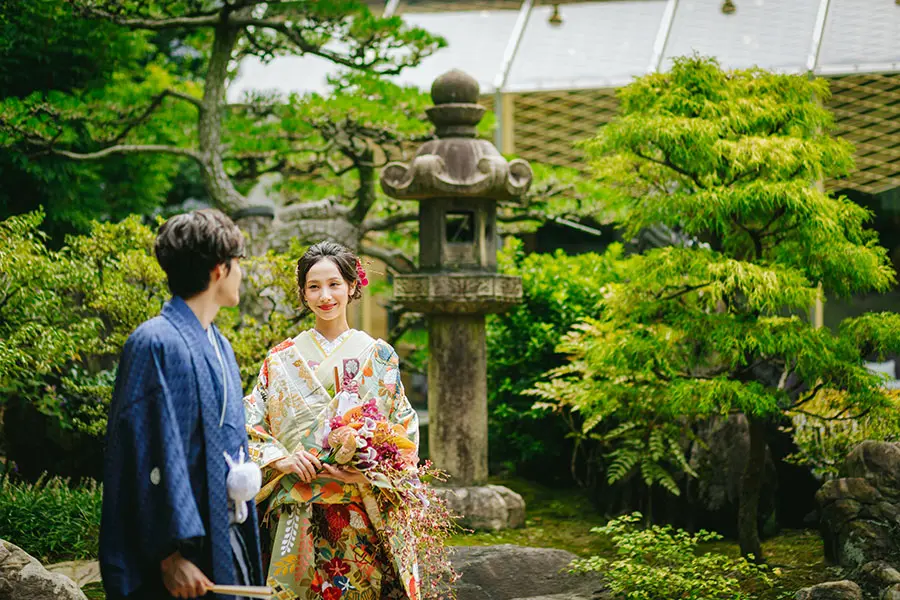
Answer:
xmin=381 ymin=69 xmax=532 ymax=530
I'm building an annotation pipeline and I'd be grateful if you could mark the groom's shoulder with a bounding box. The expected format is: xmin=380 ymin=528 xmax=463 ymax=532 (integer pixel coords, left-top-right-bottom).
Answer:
xmin=124 ymin=315 xmax=183 ymax=356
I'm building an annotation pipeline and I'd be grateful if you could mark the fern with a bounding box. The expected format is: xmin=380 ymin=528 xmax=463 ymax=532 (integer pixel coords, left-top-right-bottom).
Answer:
xmin=606 ymin=447 xmax=641 ymax=484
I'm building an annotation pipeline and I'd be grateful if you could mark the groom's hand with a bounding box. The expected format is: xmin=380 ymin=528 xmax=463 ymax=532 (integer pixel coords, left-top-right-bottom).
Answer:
xmin=273 ymin=450 xmax=322 ymax=483
xmin=160 ymin=551 xmax=213 ymax=598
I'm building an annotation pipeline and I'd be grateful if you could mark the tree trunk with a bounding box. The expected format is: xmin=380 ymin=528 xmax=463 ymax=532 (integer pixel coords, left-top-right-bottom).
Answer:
xmin=199 ymin=18 xmax=250 ymax=214
xmin=350 ymin=147 xmax=376 ymax=224
xmin=738 ymin=416 xmax=766 ymax=563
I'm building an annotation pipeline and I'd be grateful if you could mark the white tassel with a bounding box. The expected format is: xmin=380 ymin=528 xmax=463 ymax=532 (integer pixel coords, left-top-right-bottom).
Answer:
xmin=224 ymin=448 xmax=261 ymax=524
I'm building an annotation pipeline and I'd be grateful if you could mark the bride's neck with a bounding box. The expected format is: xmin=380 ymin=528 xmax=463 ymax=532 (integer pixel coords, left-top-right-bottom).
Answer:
xmin=314 ymin=317 xmax=350 ymax=342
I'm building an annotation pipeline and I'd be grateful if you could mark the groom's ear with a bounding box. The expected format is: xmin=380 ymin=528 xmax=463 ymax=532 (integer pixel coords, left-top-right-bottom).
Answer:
xmin=210 ymin=262 xmax=226 ymax=283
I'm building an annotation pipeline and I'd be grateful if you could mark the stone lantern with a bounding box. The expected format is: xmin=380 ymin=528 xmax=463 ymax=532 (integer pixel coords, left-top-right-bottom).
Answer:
xmin=380 ymin=69 xmax=532 ymax=529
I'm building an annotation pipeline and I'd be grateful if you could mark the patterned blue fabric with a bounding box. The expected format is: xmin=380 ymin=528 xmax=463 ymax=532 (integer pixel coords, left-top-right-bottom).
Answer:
xmin=100 ymin=297 xmax=262 ymax=599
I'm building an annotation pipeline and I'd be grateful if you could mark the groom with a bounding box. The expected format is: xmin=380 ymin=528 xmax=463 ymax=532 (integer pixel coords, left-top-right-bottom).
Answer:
xmin=100 ymin=209 xmax=262 ymax=599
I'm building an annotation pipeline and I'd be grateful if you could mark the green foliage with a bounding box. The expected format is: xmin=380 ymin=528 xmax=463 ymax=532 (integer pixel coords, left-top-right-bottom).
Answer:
xmin=531 ymin=56 xmax=900 ymax=550
xmin=0 ymin=211 xmax=166 ymax=436
xmin=0 ymin=0 xmax=184 ymax=239
xmin=1 ymin=0 xmax=446 ymax=250
xmin=0 ymin=475 xmax=102 ymax=562
xmin=570 ymin=513 xmax=772 ymax=600
xmin=600 ymin=422 xmax=695 ymax=496
xmin=227 ymin=70 xmax=436 ymax=253
xmin=452 ymin=480 xmax=832 ymax=600
xmin=0 ymin=211 xmax=309 ymax=443
xmin=785 ymin=389 xmax=900 ymax=479
xmin=486 ymin=238 xmax=627 ymax=480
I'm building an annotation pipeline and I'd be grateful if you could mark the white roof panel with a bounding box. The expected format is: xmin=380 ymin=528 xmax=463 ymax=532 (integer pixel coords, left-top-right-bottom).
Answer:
xmin=505 ymin=1 xmax=667 ymax=92
xmin=662 ymin=0 xmax=820 ymax=74
xmin=229 ymin=54 xmax=334 ymax=101
xmin=396 ymin=10 xmax=520 ymax=91
xmin=815 ymin=0 xmax=900 ymax=75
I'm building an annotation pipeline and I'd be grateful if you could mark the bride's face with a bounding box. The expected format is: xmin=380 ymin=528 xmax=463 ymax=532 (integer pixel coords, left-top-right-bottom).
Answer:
xmin=303 ymin=258 xmax=356 ymax=322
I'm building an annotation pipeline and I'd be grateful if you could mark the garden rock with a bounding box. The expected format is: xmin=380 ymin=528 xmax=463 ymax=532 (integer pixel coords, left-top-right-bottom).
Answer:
xmin=438 ymin=485 xmax=527 ymax=531
xmin=795 ymin=580 xmax=862 ymax=600
xmin=858 ymin=560 xmax=900 ymax=595
xmin=0 ymin=539 xmax=86 ymax=600
xmin=451 ymin=545 xmax=607 ymax=600
xmin=817 ymin=442 xmax=900 ymax=566
xmin=883 ymin=584 xmax=900 ymax=600
xmin=45 ymin=560 xmax=101 ymax=587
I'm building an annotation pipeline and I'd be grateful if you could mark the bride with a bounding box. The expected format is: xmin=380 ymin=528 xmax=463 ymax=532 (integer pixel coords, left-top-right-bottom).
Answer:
xmin=244 ymin=241 xmax=420 ymax=600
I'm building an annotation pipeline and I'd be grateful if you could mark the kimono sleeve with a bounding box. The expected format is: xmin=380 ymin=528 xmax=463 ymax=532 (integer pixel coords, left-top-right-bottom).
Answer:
xmin=102 ymin=339 xmax=205 ymax=568
xmin=244 ymin=355 xmax=290 ymax=471
xmin=376 ymin=344 xmax=419 ymax=450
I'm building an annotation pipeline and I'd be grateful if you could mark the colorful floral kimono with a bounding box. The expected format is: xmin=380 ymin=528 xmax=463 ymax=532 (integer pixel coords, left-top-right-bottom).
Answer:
xmin=244 ymin=329 xmax=420 ymax=600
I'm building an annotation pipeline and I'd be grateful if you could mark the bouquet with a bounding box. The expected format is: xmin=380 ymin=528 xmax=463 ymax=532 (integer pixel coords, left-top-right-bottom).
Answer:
xmin=320 ymin=398 xmax=460 ymax=599
xmin=320 ymin=398 xmax=418 ymax=487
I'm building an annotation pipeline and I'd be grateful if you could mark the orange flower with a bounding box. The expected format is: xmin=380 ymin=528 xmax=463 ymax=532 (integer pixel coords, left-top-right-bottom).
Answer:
xmin=343 ymin=405 xmax=365 ymax=421
xmin=310 ymin=570 xmax=325 ymax=593
xmin=322 ymin=481 xmax=344 ymax=497
xmin=294 ymin=482 xmax=313 ymax=502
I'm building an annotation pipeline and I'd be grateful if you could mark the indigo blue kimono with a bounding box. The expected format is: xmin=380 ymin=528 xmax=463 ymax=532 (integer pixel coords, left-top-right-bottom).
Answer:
xmin=100 ymin=297 xmax=262 ymax=599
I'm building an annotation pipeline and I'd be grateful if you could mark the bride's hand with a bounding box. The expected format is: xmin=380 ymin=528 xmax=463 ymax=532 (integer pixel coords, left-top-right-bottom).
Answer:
xmin=320 ymin=463 xmax=368 ymax=486
xmin=273 ymin=450 xmax=322 ymax=483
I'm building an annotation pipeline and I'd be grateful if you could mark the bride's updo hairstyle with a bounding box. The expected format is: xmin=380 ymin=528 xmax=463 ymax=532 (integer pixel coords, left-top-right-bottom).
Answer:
xmin=295 ymin=241 xmax=365 ymax=309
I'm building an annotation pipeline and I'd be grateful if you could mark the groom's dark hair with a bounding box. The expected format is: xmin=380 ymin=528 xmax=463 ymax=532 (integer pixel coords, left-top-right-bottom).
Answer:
xmin=155 ymin=209 xmax=245 ymax=299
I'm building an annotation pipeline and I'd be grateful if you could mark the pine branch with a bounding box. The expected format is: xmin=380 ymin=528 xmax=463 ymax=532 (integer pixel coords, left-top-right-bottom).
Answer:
xmin=279 ymin=198 xmax=351 ymax=221
xmin=69 ymin=5 xmax=220 ymax=29
xmin=107 ymin=89 xmax=202 ymax=145
xmin=361 ymin=212 xmax=419 ymax=233
xmin=43 ymin=144 xmax=203 ymax=162
xmin=234 ymin=18 xmax=409 ymax=75
xmin=358 ymin=242 xmax=415 ymax=274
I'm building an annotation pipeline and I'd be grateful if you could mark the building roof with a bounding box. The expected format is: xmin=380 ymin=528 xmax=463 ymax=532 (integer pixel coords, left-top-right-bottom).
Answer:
xmin=230 ymin=0 xmax=900 ymax=99
xmin=227 ymin=1 xmax=900 ymax=196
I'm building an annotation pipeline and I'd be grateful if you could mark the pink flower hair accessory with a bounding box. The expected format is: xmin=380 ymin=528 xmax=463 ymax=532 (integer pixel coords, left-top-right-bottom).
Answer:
xmin=355 ymin=258 xmax=369 ymax=287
